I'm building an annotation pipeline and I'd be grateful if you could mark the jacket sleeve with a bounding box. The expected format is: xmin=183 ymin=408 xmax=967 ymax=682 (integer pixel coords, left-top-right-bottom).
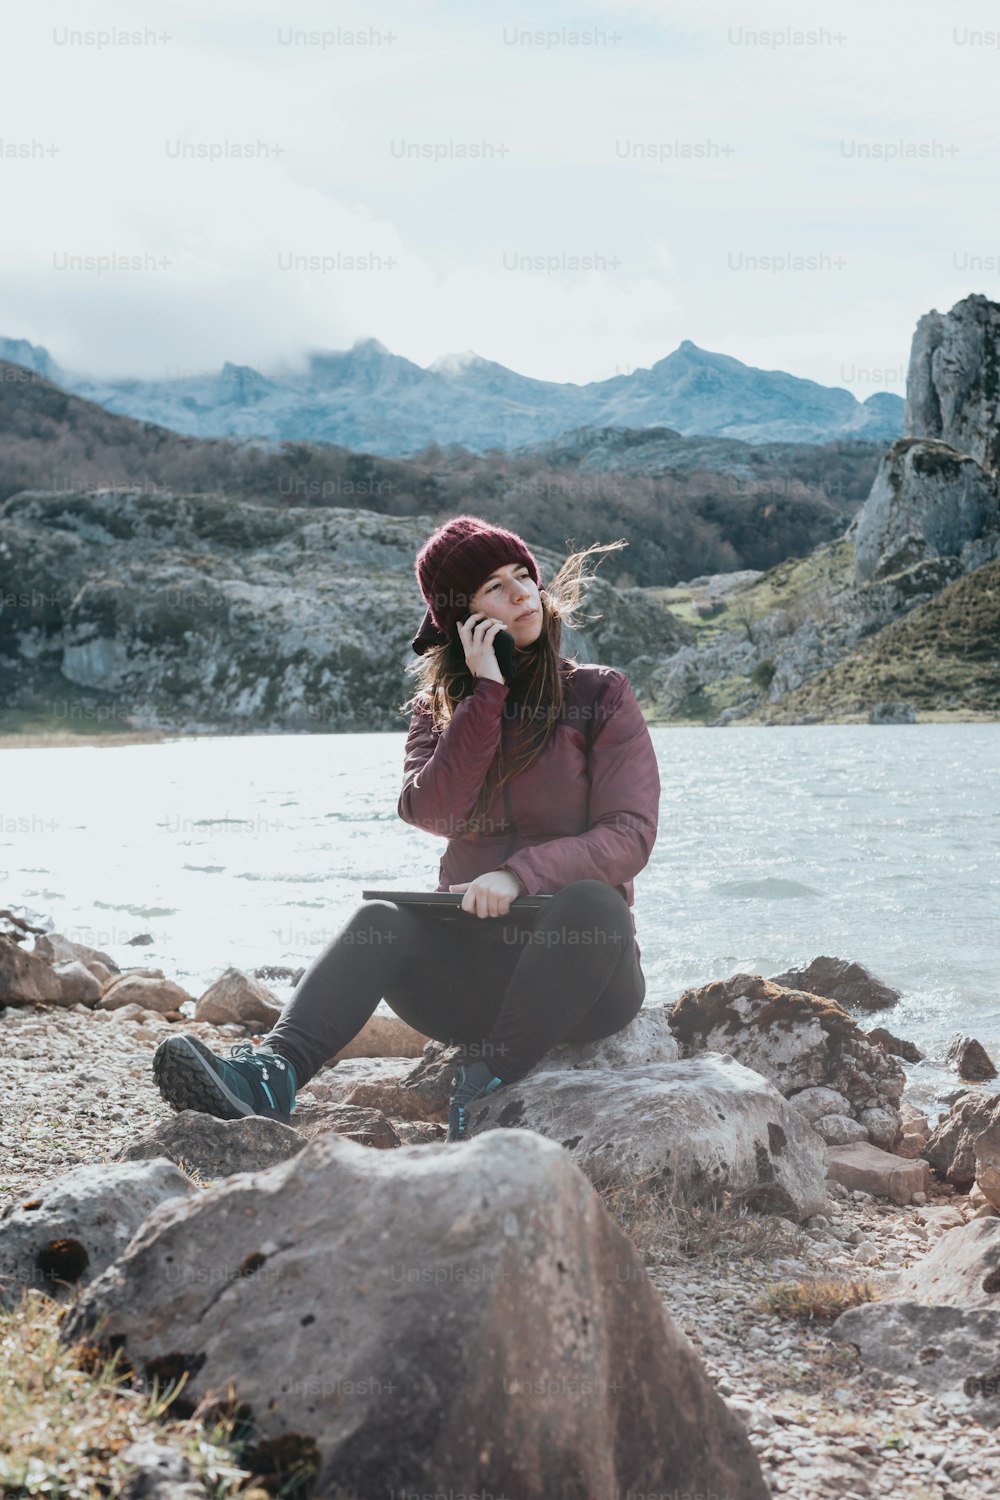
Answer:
xmin=500 ymin=672 xmax=659 ymax=895
xmin=397 ymin=678 xmax=509 ymax=837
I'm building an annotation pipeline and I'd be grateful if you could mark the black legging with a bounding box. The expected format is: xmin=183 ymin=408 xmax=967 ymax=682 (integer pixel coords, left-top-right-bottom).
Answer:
xmin=261 ymin=879 xmax=645 ymax=1088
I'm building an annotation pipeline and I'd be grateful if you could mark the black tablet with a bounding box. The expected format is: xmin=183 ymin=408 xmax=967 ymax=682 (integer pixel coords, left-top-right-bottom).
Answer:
xmin=361 ymin=890 xmax=553 ymax=912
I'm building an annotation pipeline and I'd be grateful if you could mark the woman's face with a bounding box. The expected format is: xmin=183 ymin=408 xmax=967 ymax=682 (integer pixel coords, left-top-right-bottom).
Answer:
xmin=469 ymin=561 xmax=544 ymax=646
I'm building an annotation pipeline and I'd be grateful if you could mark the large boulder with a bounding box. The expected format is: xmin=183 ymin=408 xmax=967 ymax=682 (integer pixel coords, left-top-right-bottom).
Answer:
xmin=343 ymin=1005 xmax=682 ymax=1124
xmin=853 ymin=437 xmax=1000 ymax=585
xmin=974 ymin=1108 xmax=1000 ymax=1211
xmin=543 ymin=1003 xmax=681 ymax=1069
xmin=64 ymin=1130 xmax=769 ymax=1500
xmin=100 ymin=973 xmax=193 ymax=1014
xmin=904 ymin=292 xmax=1000 ymax=476
xmin=0 ymin=1160 xmax=193 ymax=1307
xmin=0 ymin=934 xmax=62 ymax=1004
xmin=830 ymin=1219 xmax=1000 ymax=1423
xmin=52 ymin=959 xmax=103 ymax=1007
xmin=194 ymin=967 xmax=282 ymax=1028
xmin=825 ymin=1141 xmax=930 ymax=1205
xmin=33 ymin=931 xmax=120 ymax=974
xmin=468 ymin=1054 xmax=829 ymax=1221
xmin=669 ymin=973 xmax=905 ymax=1149
xmin=768 ymin=955 xmax=901 ymax=1013
xmin=946 ymin=1033 xmax=998 ymax=1082
xmin=924 ymin=1092 xmax=1000 ymax=1188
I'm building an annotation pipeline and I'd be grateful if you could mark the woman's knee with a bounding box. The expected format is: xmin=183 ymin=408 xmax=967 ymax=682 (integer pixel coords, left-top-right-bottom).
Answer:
xmin=545 ymin=879 xmax=631 ymax=930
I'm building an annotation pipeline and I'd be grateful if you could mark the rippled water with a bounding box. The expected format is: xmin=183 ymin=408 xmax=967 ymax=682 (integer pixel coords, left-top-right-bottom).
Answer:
xmin=3 ymin=725 xmax=998 ymax=1084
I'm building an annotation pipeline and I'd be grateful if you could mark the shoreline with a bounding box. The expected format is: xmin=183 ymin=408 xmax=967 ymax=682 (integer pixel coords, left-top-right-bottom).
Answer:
xmin=2 ymin=999 xmax=998 ymax=1498
xmin=2 ymin=708 xmax=998 ymax=750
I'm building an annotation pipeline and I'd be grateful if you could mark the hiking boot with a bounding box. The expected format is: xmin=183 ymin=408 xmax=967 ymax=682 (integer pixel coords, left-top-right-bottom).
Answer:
xmin=447 ymin=1059 xmax=504 ymax=1143
xmin=153 ymin=1035 xmax=297 ymax=1124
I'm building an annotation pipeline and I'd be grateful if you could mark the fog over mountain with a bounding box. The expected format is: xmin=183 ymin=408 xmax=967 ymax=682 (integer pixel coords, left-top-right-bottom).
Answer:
xmin=0 ymin=335 xmax=902 ymax=458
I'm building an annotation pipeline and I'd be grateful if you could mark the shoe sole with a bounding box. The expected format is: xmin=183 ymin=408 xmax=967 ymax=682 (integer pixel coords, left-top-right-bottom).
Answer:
xmin=152 ymin=1035 xmax=291 ymax=1124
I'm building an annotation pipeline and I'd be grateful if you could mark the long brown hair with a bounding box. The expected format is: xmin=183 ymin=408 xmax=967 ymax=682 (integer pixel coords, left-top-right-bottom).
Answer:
xmin=401 ymin=537 xmax=626 ymax=837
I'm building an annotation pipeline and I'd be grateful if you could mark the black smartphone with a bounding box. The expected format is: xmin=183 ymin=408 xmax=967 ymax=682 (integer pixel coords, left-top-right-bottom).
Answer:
xmin=461 ymin=613 xmax=517 ymax=679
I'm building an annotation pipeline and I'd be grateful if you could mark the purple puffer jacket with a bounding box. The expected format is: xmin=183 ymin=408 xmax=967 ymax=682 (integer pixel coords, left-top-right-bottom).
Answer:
xmin=397 ymin=661 xmax=660 ymax=946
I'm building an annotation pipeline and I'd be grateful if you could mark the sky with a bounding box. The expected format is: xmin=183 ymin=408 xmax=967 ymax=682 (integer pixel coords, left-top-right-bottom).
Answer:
xmin=3 ymin=0 xmax=999 ymax=396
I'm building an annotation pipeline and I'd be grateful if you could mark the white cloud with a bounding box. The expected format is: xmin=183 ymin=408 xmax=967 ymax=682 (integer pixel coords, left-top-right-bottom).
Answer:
xmin=1 ymin=0 xmax=998 ymax=394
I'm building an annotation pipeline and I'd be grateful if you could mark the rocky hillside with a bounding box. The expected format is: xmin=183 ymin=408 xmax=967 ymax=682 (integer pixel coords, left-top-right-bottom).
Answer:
xmin=0 ymin=489 xmax=691 ymax=735
xmin=1 ymin=332 xmax=903 ymax=455
xmin=0 ymin=359 xmax=881 ymax=587
xmin=641 ymin=295 xmax=1000 ymax=724
xmin=752 ymin=560 xmax=1000 ymax=723
xmin=2 ymin=293 xmax=997 ymax=732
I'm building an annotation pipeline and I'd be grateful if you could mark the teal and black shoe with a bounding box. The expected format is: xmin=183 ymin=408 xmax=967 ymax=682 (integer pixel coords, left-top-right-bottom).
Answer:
xmin=153 ymin=1035 xmax=297 ymax=1124
xmin=447 ymin=1059 xmax=504 ymax=1143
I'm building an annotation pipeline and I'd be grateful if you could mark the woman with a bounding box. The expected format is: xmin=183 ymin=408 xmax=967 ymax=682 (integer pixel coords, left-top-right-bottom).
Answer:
xmin=153 ymin=515 xmax=660 ymax=1142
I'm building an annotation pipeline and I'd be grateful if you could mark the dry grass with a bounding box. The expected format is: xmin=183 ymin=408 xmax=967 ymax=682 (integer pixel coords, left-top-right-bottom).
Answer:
xmin=0 ymin=1290 xmax=268 ymax=1499
xmin=590 ymin=1161 xmax=808 ymax=1266
xmin=758 ymin=1276 xmax=878 ymax=1323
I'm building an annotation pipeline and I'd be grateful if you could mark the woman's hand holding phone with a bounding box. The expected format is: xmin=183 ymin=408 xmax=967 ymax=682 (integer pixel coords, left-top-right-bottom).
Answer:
xmin=456 ymin=612 xmax=508 ymax=684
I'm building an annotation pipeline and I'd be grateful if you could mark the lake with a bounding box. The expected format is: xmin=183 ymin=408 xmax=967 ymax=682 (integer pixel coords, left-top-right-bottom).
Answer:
xmin=3 ymin=724 xmax=998 ymax=1100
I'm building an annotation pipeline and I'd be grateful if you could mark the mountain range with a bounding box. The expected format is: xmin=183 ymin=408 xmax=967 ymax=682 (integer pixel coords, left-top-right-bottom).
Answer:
xmin=0 ymin=335 xmax=903 ymax=458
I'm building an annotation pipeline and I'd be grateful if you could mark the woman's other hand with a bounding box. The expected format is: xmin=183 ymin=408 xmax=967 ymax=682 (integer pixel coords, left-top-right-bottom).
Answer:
xmin=455 ymin=613 xmax=506 ymax=684
xmin=449 ymin=869 xmax=524 ymax=918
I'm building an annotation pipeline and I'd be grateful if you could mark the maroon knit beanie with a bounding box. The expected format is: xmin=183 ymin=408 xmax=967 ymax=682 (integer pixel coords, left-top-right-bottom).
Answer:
xmin=411 ymin=515 xmax=540 ymax=655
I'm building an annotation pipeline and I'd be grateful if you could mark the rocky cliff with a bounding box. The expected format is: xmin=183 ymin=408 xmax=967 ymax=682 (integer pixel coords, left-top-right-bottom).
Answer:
xmin=0 ymin=489 xmax=691 ymax=734
xmin=640 ymin=295 xmax=1000 ymax=724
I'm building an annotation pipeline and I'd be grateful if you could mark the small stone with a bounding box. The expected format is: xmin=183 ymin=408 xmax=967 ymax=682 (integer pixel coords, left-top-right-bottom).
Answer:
xmin=946 ymin=1034 xmax=997 ymax=1082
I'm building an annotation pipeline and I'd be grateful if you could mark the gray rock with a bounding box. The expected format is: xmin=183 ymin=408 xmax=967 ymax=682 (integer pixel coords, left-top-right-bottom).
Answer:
xmin=787 ymin=1085 xmax=853 ymax=1123
xmin=824 ymin=1141 xmax=930 ymax=1205
xmin=99 ymin=973 xmax=192 ymax=1014
xmin=853 ymin=437 xmax=1000 ymax=585
xmin=33 ymin=931 xmax=120 ymax=973
xmin=924 ymin=1092 xmax=1000 ymax=1187
xmin=469 ymin=1054 xmax=829 ymax=1221
xmin=194 ymin=966 xmax=282 ymax=1028
xmin=63 ymin=1130 xmax=769 ymax=1500
xmin=857 ymin=1105 xmax=903 ymax=1151
xmin=946 ymin=1033 xmax=998 ymax=1082
xmin=0 ymin=1160 xmax=193 ymax=1307
xmin=813 ymin=1114 xmax=868 ymax=1146
xmin=974 ymin=1112 xmax=1000 ymax=1211
xmin=768 ymin=954 xmax=902 ymax=1012
xmin=52 ymin=959 xmax=103 ymax=1006
xmin=868 ymin=701 xmax=917 ymax=723
xmin=890 ymin=1216 xmax=1000 ymax=1308
xmin=117 ymin=1111 xmax=305 ymax=1176
xmin=670 ymin=973 xmax=905 ymax=1122
xmin=294 ymin=1102 xmax=401 ymax=1149
xmin=831 ymin=1302 xmax=1000 ymax=1424
xmin=539 ymin=1002 xmax=680 ymax=1070
xmin=830 ymin=1219 xmax=1000 ymax=1421
xmin=904 ymin=292 xmax=1000 ymax=476
xmin=343 ymin=1009 xmax=682 ymax=1126
xmin=0 ymin=934 xmax=62 ymax=1005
